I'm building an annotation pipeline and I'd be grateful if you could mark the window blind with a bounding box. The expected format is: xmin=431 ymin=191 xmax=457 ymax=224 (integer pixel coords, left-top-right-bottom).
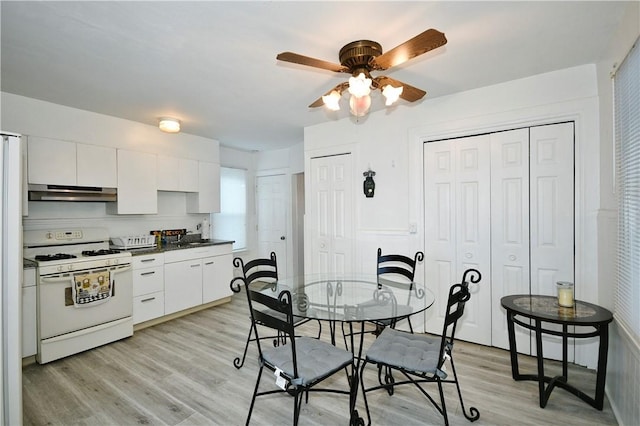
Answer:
xmin=615 ymin=37 xmax=640 ymax=338
xmin=212 ymin=167 xmax=247 ymax=251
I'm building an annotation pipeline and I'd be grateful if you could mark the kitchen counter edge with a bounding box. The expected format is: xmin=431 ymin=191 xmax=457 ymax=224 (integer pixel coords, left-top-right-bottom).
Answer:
xmin=126 ymin=239 xmax=235 ymax=256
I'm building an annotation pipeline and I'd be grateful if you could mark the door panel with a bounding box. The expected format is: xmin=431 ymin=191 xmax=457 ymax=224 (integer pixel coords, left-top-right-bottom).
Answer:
xmin=257 ymin=174 xmax=288 ymax=277
xmin=309 ymin=154 xmax=353 ymax=275
xmin=424 ymin=136 xmax=491 ymax=345
xmin=454 ymin=137 xmax=491 ymax=344
xmin=491 ymin=128 xmax=531 ymax=352
xmin=529 ymin=122 xmax=575 ymax=361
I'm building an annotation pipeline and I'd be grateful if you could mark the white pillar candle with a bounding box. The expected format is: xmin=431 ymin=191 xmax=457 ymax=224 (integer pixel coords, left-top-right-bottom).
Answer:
xmin=557 ymin=281 xmax=574 ymax=307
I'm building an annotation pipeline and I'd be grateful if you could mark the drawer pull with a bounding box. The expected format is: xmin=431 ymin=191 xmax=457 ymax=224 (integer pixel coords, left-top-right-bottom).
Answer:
xmin=141 ymin=258 xmax=156 ymax=263
xmin=140 ymin=271 xmax=156 ymax=276
xmin=204 ymin=261 xmax=214 ymax=265
xmin=141 ymin=297 xmax=156 ymax=303
xmin=191 ymin=264 xmax=201 ymax=268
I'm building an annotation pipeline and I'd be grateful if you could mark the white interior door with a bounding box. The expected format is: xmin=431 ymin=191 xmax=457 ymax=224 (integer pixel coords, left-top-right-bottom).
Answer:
xmin=257 ymin=174 xmax=288 ymax=278
xmin=309 ymin=154 xmax=353 ymax=275
xmin=490 ymin=128 xmax=531 ymax=352
xmin=424 ymin=136 xmax=492 ymax=345
xmin=529 ymin=122 xmax=575 ymax=361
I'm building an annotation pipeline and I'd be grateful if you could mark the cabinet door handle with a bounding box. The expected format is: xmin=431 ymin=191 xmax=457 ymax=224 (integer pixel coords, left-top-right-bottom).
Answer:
xmin=141 ymin=297 xmax=156 ymax=303
xmin=141 ymin=258 xmax=156 ymax=263
xmin=204 ymin=261 xmax=214 ymax=265
xmin=191 ymin=264 xmax=201 ymax=268
xmin=140 ymin=271 xmax=155 ymax=276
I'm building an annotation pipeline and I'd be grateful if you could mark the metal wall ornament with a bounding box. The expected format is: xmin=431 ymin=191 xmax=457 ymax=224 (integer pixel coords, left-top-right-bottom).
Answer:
xmin=363 ymin=170 xmax=376 ymax=197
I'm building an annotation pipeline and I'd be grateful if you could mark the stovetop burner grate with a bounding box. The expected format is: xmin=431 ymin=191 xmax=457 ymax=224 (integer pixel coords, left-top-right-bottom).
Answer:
xmin=81 ymin=249 xmax=122 ymax=257
xmin=35 ymin=253 xmax=78 ymax=261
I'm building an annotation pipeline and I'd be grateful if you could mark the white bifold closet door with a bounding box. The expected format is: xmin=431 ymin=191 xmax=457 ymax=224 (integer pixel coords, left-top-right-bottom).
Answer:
xmin=424 ymin=122 xmax=574 ymax=359
xmin=423 ymin=134 xmax=492 ymax=345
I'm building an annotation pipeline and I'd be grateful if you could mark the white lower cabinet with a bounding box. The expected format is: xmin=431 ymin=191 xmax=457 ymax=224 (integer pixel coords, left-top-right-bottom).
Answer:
xmin=132 ymin=254 xmax=165 ymax=324
xmin=202 ymin=253 xmax=233 ymax=303
xmin=132 ymin=244 xmax=233 ymax=322
xmin=22 ymin=267 xmax=37 ymax=358
xmin=164 ymin=244 xmax=233 ymax=315
xmin=164 ymin=259 xmax=203 ymax=315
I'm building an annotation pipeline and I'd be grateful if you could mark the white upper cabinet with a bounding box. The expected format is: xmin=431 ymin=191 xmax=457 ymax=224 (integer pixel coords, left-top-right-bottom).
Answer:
xmin=186 ymin=161 xmax=220 ymax=213
xmin=27 ymin=136 xmax=117 ymax=187
xmin=76 ymin=143 xmax=117 ymax=187
xmin=157 ymin=155 xmax=198 ymax=192
xmin=108 ymin=149 xmax=157 ymax=214
xmin=27 ymin=137 xmax=76 ymax=185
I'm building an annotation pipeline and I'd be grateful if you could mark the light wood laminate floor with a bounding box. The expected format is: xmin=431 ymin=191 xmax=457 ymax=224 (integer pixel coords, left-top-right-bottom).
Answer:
xmin=23 ymin=294 xmax=618 ymax=425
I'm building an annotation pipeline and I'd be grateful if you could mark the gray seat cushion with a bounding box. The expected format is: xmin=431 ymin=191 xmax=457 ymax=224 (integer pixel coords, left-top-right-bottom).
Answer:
xmin=262 ymin=337 xmax=353 ymax=386
xmin=365 ymin=328 xmax=442 ymax=376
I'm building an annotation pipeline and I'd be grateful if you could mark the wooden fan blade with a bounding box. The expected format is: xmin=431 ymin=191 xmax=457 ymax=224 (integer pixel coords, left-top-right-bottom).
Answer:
xmin=372 ymin=29 xmax=447 ymax=70
xmin=309 ymin=82 xmax=349 ymax=108
xmin=277 ymin=52 xmax=349 ymax=73
xmin=374 ymin=76 xmax=426 ymax=102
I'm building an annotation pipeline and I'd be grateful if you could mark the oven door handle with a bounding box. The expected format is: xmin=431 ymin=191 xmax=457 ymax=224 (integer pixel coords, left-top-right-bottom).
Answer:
xmin=41 ymin=275 xmax=72 ymax=283
xmin=112 ymin=264 xmax=132 ymax=273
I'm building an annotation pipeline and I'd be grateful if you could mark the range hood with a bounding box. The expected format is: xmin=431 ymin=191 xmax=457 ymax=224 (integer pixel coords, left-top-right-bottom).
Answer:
xmin=28 ymin=184 xmax=117 ymax=202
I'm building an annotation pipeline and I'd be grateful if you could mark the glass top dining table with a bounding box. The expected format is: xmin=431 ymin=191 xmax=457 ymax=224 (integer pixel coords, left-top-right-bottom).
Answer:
xmin=254 ymin=273 xmax=435 ymax=324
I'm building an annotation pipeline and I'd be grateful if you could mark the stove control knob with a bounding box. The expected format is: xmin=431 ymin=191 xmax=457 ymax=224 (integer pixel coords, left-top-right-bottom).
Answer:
xmin=57 ymin=265 xmax=64 ymax=272
xmin=113 ymin=259 xmax=119 ymax=265
xmin=106 ymin=259 xmax=111 ymax=266
xmin=68 ymin=264 xmax=74 ymax=271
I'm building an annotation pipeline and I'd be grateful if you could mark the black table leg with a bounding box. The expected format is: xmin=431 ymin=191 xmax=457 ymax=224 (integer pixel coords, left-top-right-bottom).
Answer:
xmin=534 ymin=319 xmax=547 ymax=408
xmin=594 ymin=324 xmax=609 ymax=410
xmin=506 ymin=310 xmax=521 ymax=379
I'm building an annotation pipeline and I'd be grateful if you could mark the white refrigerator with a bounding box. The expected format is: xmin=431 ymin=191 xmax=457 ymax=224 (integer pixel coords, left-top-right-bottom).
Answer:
xmin=0 ymin=131 xmax=23 ymax=425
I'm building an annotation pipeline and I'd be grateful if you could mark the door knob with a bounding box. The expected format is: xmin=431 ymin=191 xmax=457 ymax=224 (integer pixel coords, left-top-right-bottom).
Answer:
xmin=280 ymin=236 xmax=286 ymax=240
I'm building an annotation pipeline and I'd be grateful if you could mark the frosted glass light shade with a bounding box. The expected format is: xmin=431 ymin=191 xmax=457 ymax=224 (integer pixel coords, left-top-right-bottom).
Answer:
xmin=382 ymin=85 xmax=403 ymax=106
xmin=158 ymin=117 xmax=181 ymax=133
xmin=348 ymin=73 xmax=372 ymax=98
xmin=349 ymin=94 xmax=371 ymax=117
xmin=322 ymin=90 xmax=341 ymax=111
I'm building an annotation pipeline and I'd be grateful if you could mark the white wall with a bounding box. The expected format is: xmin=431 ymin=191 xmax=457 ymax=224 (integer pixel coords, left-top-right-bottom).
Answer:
xmin=1 ymin=92 xmax=220 ymax=237
xmin=305 ymin=64 xmax=603 ymax=364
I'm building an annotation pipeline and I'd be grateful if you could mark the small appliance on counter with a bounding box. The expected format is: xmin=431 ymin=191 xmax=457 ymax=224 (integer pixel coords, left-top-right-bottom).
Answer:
xmin=111 ymin=234 xmax=157 ymax=250
xmin=200 ymin=217 xmax=210 ymax=239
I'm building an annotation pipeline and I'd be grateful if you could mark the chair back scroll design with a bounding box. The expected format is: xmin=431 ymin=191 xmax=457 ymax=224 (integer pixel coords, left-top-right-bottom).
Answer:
xmin=376 ymin=247 xmax=424 ymax=284
xmin=437 ymin=268 xmax=481 ymax=374
xmin=374 ymin=248 xmax=425 ymax=333
xmin=248 ymin=289 xmax=298 ymax=380
xmin=230 ymin=252 xmax=278 ymax=295
xmin=229 ymin=252 xmax=279 ymax=369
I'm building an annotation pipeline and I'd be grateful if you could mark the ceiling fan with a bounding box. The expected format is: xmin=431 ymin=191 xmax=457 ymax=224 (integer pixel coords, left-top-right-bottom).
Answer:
xmin=276 ymin=29 xmax=447 ymax=116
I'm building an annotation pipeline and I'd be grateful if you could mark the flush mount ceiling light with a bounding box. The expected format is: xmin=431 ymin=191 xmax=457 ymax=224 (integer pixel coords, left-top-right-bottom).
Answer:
xmin=158 ymin=117 xmax=181 ymax=133
xmin=276 ymin=28 xmax=447 ymax=118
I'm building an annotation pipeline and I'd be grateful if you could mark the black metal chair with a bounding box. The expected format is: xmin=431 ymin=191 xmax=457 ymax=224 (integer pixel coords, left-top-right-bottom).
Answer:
xmin=244 ymin=283 xmax=358 ymax=426
xmin=359 ymin=268 xmax=482 ymax=426
xmin=230 ymin=252 xmax=320 ymax=369
xmin=375 ymin=248 xmax=424 ymax=333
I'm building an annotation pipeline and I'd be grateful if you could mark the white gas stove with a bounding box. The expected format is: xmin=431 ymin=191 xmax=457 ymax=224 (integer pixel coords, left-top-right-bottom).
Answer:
xmin=23 ymin=228 xmax=133 ymax=364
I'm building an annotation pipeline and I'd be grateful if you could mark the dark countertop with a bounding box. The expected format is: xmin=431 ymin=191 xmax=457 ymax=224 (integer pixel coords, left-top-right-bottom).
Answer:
xmin=124 ymin=239 xmax=234 ymax=256
xmin=23 ymin=259 xmax=38 ymax=269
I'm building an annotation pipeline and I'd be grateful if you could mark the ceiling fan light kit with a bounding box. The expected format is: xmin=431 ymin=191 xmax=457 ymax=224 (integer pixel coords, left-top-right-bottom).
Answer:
xmin=276 ymin=28 xmax=447 ymax=118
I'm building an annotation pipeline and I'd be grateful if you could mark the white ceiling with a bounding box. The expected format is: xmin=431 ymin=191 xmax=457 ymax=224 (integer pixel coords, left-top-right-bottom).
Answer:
xmin=0 ymin=1 xmax=631 ymax=151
